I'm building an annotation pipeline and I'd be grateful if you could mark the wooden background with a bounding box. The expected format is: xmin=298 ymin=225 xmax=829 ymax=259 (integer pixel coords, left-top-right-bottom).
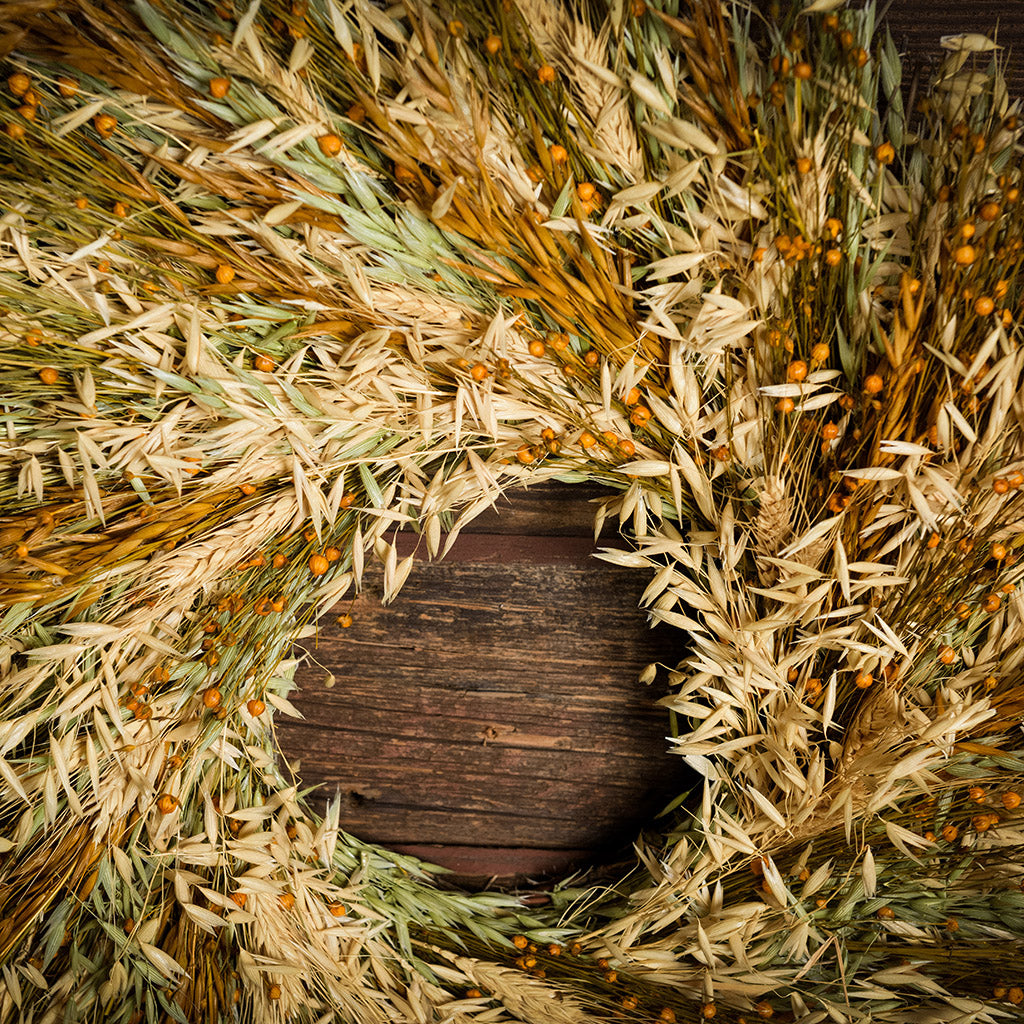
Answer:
xmin=881 ymin=0 xmax=1023 ymax=97
xmin=277 ymin=1 xmax=1024 ymax=883
xmin=277 ymin=485 xmax=688 ymax=880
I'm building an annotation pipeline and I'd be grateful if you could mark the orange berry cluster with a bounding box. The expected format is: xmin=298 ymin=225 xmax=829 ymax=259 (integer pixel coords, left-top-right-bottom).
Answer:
xmin=756 ymin=216 xmax=851 ymax=277
xmin=991 ymin=469 xmax=1024 ymax=494
xmin=508 ymin=936 xmax=682 ymax=1017
xmin=917 ymin=781 xmax=1023 ymax=845
xmin=5 ymin=69 xmax=75 ymax=138
xmin=773 ymin=233 xmax=820 ymax=264
xmin=463 ymin=334 xmax=642 ymax=413
xmin=991 ymin=984 xmax=1024 ymax=1007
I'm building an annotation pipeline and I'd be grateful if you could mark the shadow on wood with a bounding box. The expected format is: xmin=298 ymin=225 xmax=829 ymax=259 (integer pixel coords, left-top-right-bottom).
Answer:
xmin=277 ymin=483 xmax=692 ymax=882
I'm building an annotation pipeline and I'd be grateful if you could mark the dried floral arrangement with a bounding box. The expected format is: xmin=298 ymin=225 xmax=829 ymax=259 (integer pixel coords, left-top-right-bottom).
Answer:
xmin=1 ymin=0 xmax=1023 ymax=1020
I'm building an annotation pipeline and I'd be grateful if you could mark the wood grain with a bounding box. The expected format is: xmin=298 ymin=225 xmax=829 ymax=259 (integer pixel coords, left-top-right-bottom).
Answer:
xmin=883 ymin=0 xmax=1024 ymax=96
xmin=442 ymin=481 xmax=615 ymax=537
xmin=278 ymin=509 xmax=690 ymax=871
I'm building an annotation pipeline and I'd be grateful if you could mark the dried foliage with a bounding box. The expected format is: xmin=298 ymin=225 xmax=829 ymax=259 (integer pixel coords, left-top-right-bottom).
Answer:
xmin=0 ymin=0 xmax=1022 ymax=1021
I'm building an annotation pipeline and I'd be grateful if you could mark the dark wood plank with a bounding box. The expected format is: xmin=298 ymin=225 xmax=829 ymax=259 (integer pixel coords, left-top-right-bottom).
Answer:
xmin=392 ymin=531 xmax=620 ymax=564
xmin=455 ymin=480 xmax=614 ymax=536
xmin=278 ymin=525 xmax=689 ymax=865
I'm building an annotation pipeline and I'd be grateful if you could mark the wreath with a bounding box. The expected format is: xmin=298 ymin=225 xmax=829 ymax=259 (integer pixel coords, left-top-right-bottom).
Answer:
xmin=1 ymin=0 xmax=1023 ymax=1021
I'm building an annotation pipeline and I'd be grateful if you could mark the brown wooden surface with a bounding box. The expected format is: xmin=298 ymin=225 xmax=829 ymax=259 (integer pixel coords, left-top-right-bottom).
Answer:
xmin=278 ymin=494 xmax=688 ymax=878
xmin=424 ymin=481 xmax=615 ymax=537
xmin=278 ymin=3 xmax=1024 ymax=881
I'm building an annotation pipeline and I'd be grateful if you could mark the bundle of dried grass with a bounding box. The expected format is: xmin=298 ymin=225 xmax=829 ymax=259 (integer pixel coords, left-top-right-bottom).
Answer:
xmin=0 ymin=0 xmax=1022 ymax=1021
